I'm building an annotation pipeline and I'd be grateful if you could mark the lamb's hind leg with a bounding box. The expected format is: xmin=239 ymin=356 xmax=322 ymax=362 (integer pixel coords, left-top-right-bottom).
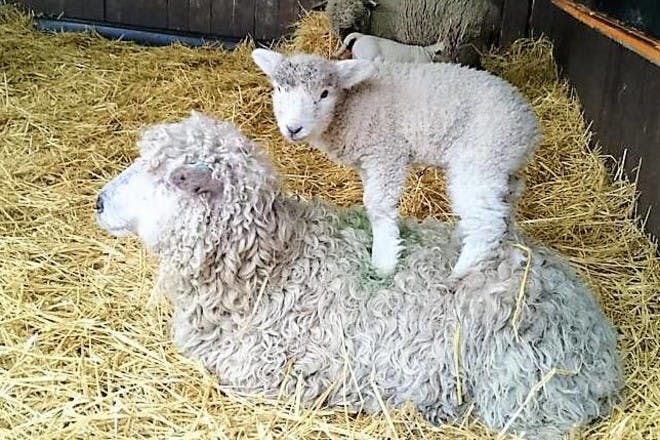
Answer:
xmin=360 ymin=163 xmax=406 ymax=276
xmin=448 ymin=167 xmax=514 ymax=278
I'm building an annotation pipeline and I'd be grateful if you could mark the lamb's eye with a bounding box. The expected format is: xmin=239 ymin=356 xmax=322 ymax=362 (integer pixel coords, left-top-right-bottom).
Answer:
xmin=320 ymin=90 xmax=329 ymax=99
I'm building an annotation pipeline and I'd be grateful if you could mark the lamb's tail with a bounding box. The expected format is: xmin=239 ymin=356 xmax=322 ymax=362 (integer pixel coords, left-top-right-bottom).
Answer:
xmin=333 ymin=32 xmax=363 ymax=59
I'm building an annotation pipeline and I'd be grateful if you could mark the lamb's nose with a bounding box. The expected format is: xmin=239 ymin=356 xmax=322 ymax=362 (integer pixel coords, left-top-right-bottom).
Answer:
xmin=95 ymin=194 xmax=104 ymax=213
xmin=287 ymin=125 xmax=303 ymax=136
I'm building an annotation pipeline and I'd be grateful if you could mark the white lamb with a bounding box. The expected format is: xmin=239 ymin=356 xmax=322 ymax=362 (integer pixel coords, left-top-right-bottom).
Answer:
xmin=95 ymin=113 xmax=621 ymax=440
xmin=251 ymin=49 xmax=541 ymax=278
xmin=334 ymin=32 xmax=447 ymax=63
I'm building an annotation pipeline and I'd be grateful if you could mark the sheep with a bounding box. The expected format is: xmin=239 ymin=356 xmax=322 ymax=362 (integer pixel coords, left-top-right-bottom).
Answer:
xmin=334 ymin=32 xmax=448 ymax=63
xmin=96 ymin=112 xmax=621 ymax=440
xmin=251 ymin=49 xmax=541 ymax=279
xmin=324 ymin=0 xmax=501 ymax=67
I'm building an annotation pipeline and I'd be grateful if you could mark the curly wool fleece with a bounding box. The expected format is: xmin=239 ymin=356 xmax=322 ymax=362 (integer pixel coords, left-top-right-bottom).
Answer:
xmin=132 ymin=114 xmax=621 ymax=439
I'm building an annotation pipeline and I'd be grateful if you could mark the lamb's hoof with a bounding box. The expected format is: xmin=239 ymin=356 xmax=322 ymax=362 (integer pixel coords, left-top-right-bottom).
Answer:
xmin=371 ymin=251 xmax=398 ymax=277
xmin=450 ymin=260 xmax=473 ymax=281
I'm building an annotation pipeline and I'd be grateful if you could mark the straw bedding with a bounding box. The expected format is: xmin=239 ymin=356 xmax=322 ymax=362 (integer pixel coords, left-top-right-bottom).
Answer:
xmin=0 ymin=5 xmax=658 ymax=439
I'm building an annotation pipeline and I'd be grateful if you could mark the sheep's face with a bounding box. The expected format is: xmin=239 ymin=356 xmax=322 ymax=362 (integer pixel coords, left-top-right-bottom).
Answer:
xmin=96 ymin=158 xmax=180 ymax=249
xmin=326 ymin=0 xmax=376 ymax=38
xmin=96 ymin=112 xmax=271 ymax=251
xmin=252 ymin=49 xmax=376 ymax=143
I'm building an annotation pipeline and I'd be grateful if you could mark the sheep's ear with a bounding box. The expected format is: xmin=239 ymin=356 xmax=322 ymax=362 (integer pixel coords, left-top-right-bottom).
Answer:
xmin=251 ymin=48 xmax=284 ymax=79
xmin=335 ymin=59 xmax=376 ymax=89
xmin=365 ymin=0 xmax=378 ymax=9
xmin=170 ymin=164 xmax=222 ymax=196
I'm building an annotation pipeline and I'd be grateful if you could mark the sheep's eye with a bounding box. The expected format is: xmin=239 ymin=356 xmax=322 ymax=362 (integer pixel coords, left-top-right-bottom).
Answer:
xmin=320 ymin=90 xmax=329 ymax=99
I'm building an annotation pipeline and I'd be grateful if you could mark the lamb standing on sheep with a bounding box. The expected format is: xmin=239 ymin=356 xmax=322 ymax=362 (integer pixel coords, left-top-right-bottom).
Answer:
xmin=325 ymin=0 xmax=501 ymax=67
xmin=252 ymin=49 xmax=541 ymax=278
xmin=335 ymin=32 xmax=447 ymax=63
xmin=96 ymin=113 xmax=621 ymax=440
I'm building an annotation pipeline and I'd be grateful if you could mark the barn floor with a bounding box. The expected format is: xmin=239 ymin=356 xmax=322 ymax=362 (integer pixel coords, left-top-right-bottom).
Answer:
xmin=1 ymin=5 xmax=658 ymax=439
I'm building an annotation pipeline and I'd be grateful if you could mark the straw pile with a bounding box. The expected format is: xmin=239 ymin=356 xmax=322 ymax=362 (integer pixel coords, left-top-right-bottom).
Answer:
xmin=1 ymin=5 xmax=658 ymax=439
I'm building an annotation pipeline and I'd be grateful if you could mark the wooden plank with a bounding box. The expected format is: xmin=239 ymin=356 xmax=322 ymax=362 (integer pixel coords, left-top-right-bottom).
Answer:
xmin=637 ymin=63 xmax=660 ymax=230
xmin=531 ymin=0 xmax=660 ymax=236
xmin=64 ymin=0 xmax=104 ymax=21
xmin=105 ymin=0 xmax=168 ymax=29
xmin=530 ymin=0 xmax=557 ymax=39
xmin=255 ymin=0 xmax=308 ymax=40
xmin=554 ymin=11 xmax=612 ymax=122
xmin=211 ymin=0 xmax=255 ymax=38
xmin=552 ymin=0 xmax=660 ymax=65
xmin=15 ymin=0 xmax=63 ymax=16
xmin=255 ymin=0 xmax=278 ymax=40
xmin=500 ymin=0 xmax=532 ymax=46
xmin=598 ymin=47 xmax=660 ymax=228
xmin=189 ymin=0 xmax=211 ymax=34
xmin=168 ymin=0 xmax=190 ymax=31
xmin=11 ymin=0 xmax=103 ymax=20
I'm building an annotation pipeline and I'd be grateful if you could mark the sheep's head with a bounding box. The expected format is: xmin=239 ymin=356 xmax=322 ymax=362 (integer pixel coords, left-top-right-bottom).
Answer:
xmin=96 ymin=112 xmax=275 ymax=253
xmin=252 ymin=49 xmax=376 ymax=143
xmin=326 ymin=0 xmax=377 ymax=38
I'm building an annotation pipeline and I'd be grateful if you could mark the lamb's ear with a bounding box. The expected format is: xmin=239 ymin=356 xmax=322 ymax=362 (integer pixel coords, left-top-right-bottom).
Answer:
xmin=251 ymin=48 xmax=284 ymax=79
xmin=335 ymin=59 xmax=376 ymax=89
xmin=170 ymin=164 xmax=222 ymax=196
xmin=365 ymin=0 xmax=378 ymax=9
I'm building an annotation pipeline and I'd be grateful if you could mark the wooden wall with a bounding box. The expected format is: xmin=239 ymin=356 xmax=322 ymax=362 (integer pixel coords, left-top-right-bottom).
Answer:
xmin=531 ymin=0 xmax=660 ymax=236
xmin=15 ymin=0 xmax=317 ymax=40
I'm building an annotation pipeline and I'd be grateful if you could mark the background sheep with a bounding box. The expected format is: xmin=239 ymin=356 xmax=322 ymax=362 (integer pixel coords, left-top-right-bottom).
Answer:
xmin=251 ymin=49 xmax=540 ymax=279
xmin=96 ymin=112 xmax=621 ymax=440
xmin=334 ymin=32 xmax=448 ymax=63
xmin=324 ymin=0 xmax=501 ymax=67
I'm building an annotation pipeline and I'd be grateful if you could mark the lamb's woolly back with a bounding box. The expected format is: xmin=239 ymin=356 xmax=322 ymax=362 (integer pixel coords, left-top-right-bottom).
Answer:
xmin=112 ymin=114 xmax=622 ymax=440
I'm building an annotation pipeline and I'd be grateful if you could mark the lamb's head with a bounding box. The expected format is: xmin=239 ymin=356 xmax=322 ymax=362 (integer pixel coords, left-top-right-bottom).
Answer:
xmin=326 ymin=0 xmax=378 ymax=38
xmin=252 ymin=49 xmax=376 ymax=143
xmin=96 ymin=111 xmax=276 ymax=253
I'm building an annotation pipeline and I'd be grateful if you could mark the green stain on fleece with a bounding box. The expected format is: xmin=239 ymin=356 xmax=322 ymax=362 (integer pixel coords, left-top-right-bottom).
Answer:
xmin=334 ymin=206 xmax=421 ymax=293
xmin=336 ymin=206 xmax=421 ymax=243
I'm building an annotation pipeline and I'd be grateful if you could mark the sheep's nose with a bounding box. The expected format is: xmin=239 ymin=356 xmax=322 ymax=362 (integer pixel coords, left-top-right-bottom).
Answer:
xmin=95 ymin=194 xmax=104 ymax=213
xmin=287 ymin=125 xmax=303 ymax=136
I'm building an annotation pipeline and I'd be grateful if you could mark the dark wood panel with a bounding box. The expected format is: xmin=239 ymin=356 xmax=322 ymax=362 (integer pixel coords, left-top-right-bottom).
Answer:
xmin=530 ymin=0 xmax=555 ymax=38
xmin=531 ymin=0 xmax=660 ymax=236
xmin=500 ymin=0 xmax=531 ymax=46
xmin=255 ymin=0 xmax=278 ymax=40
xmin=105 ymin=0 xmax=168 ymax=29
xmin=189 ymin=0 xmax=211 ymax=34
xmin=168 ymin=0 xmax=190 ymax=31
xmin=597 ymin=48 xmax=660 ymax=227
xmin=211 ymin=0 xmax=255 ymax=37
xmin=256 ymin=0 xmax=302 ymax=40
xmin=13 ymin=0 xmax=105 ymax=21
xmin=17 ymin=0 xmax=62 ymax=15
xmin=65 ymin=0 xmax=104 ymax=21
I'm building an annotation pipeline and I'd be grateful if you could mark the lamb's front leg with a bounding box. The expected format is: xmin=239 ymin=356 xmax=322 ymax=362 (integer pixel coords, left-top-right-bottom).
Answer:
xmin=360 ymin=163 xmax=405 ymax=276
